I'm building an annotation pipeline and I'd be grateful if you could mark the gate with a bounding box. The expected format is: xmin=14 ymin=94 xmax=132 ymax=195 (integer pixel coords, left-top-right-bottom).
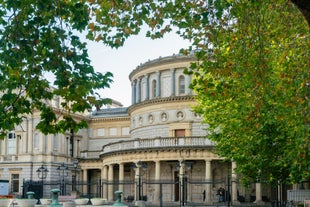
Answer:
xmin=22 ymin=180 xmax=42 ymax=199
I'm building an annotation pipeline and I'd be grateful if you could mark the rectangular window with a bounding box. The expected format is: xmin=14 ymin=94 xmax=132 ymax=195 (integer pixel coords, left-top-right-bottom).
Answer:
xmin=7 ymin=132 xmax=16 ymax=155
xmin=97 ymin=128 xmax=105 ymax=136
xmin=179 ymin=76 xmax=185 ymax=94
xmin=8 ymin=132 xmax=15 ymax=139
xmin=109 ymin=128 xmax=117 ymax=136
xmin=11 ymin=174 xmax=19 ymax=193
xmin=121 ymin=127 xmax=129 ymax=136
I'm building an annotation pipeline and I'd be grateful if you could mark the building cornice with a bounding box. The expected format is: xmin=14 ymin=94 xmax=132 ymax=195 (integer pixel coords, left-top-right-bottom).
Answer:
xmin=128 ymin=95 xmax=196 ymax=114
xmin=90 ymin=116 xmax=130 ymax=123
xmin=129 ymin=55 xmax=196 ymax=80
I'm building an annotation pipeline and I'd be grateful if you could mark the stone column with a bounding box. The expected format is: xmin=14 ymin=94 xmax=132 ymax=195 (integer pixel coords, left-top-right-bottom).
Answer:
xmin=102 ymin=165 xmax=108 ymax=199
xmin=205 ymin=160 xmax=212 ymax=204
xmin=3 ymin=137 xmax=7 ymax=155
xmin=28 ymin=117 xmax=33 ymax=153
xmin=15 ymin=134 xmax=19 ymax=155
xmin=77 ymin=140 xmax=80 ymax=157
xmin=170 ymin=68 xmax=175 ymax=96
xmin=185 ymin=71 xmax=191 ymax=95
xmin=83 ymin=169 xmax=88 ymax=195
xmin=231 ymin=162 xmax=239 ymax=204
xmin=154 ymin=161 xmax=161 ymax=202
xmin=156 ymin=71 xmax=161 ymax=97
xmin=137 ymin=78 xmax=141 ymax=103
xmin=119 ymin=163 xmax=124 ymax=198
xmin=134 ymin=165 xmax=141 ymax=201
xmin=254 ymin=183 xmax=263 ymax=204
xmin=179 ymin=161 xmax=186 ymax=206
xmin=108 ymin=164 xmax=114 ymax=201
xmin=131 ymin=81 xmax=136 ymax=105
xmin=41 ymin=134 xmax=45 ymax=153
xmin=145 ymin=74 xmax=149 ymax=100
xmin=47 ymin=134 xmax=52 ymax=154
xmin=188 ymin=74 xmax=192 ymax=95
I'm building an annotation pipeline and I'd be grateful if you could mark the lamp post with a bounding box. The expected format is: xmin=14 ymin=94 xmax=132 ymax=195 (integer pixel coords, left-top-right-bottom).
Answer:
xmin=134 ymin=161 xmax=147 ymax=201
xmin=177 ymin=160 xmax=191 ymax=207
xmin=72 ymin=160 xmax=79 ymax=192
xmin=57 ymin=163 xmax=69 ymax=195
xmin=36 ymin=164 xmax=48 ymax=204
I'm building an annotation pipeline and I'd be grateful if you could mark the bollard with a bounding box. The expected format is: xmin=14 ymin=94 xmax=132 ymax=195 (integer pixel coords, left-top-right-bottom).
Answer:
xmin=26 ymin=191 xmax=35 ymax=199
xmin=113 ymin=190 xmax=125 ymax=206
xmin=49 ymin=189 xmax=62 ymax=207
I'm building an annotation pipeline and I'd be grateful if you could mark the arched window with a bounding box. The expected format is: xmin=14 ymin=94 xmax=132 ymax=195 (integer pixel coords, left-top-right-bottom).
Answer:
xmin=178 ymin=75 xmax=185 ymax=95
xmin=152 ymin=79 xmax=157 ymax=98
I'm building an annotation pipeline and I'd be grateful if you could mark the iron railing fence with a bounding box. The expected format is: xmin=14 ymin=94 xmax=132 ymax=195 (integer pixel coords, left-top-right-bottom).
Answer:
xmin=23 ymin=178 xmax=291 ymax=206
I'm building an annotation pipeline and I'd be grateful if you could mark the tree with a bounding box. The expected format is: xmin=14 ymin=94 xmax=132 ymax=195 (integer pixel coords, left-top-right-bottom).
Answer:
xmin=0 ymin=0 xmax=113 ymax=137
xmin=183 ymin=1 xmax=309 ymax=185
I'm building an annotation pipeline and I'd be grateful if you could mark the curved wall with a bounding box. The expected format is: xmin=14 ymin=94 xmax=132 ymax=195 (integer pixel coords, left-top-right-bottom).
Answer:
xmin=128 ymin=55 xmax=208 ymax=139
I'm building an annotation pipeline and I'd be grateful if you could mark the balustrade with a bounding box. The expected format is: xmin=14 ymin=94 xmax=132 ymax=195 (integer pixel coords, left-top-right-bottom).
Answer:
xmin=101 ymin=136 xmax=213 ymax=155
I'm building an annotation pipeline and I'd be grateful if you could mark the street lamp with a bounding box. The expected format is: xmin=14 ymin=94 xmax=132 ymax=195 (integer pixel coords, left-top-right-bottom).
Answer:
xmin=177 ymin=160 xmax=191 ymax=207
xmin=133 ymin=161 xmax=147 ymax=201
xmin=72 ymin=160 xmax=79 ymax=192
xmin=36 ymin=165 xmax=48 ymax=204
xmin=57 ymin=163 xmax=69 ymax=195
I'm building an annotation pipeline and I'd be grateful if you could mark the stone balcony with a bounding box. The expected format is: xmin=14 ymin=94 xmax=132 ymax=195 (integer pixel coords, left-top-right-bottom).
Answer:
xmin=81 ymin=136 xmax=214 ymax=159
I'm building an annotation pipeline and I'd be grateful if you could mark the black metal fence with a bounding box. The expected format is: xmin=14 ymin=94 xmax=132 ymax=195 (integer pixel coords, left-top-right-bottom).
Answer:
xmin=22 ymin=178 xmax=285 ymax=206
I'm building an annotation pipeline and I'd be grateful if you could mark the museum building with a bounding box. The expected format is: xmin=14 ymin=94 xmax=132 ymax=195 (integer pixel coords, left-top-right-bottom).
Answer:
xmin=0 ymin=54 xmax=308 ymax=205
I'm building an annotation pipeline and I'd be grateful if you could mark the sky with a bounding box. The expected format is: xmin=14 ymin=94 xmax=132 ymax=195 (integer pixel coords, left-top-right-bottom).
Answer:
xmin=86 ymin=30 xmax=190 ymax=107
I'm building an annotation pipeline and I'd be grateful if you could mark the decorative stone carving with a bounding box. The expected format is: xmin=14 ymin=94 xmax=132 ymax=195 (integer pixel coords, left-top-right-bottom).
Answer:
xmin=139 ymin=117 xmax=143 ymax=126
xmin=148 ymin=114 xmax=154 ymax=124
xmin=161 ymin=112 xmax=168 ymax=122
xmin=176 ymin=111 xmax=184 ymax=120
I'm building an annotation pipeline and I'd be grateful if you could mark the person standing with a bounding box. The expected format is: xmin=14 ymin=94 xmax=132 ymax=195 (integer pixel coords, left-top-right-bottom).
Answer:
xmin=202 ymin=190 xmax=206 ymax=202
xmin=217 ymin=188 xmax=221 ymax=202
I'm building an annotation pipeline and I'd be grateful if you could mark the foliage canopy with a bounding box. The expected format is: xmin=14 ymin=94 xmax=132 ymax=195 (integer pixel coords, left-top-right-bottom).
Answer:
xmin=0 ymin=0 xmax=113 ymax=136
xmin=183 ymin=1 xmax=309 ymax=184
